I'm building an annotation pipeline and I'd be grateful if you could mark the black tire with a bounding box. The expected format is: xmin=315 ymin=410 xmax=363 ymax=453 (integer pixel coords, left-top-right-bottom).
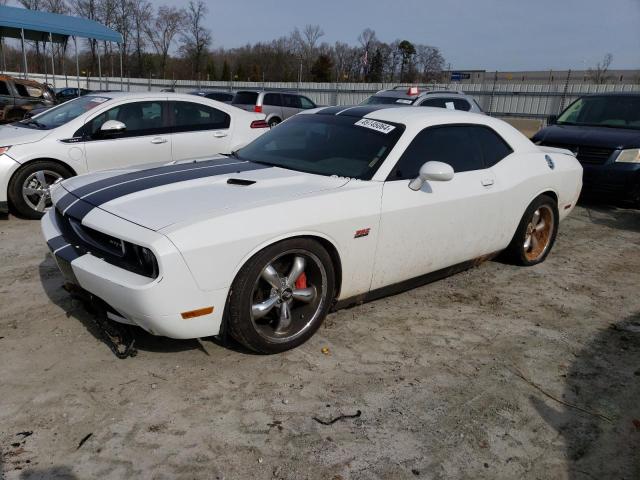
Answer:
xmin=268 ymin=117 xmax=281 ymax=128
xmin=504 ymin=194 xmax=559 ymax=266
xmin=227 ymin=238 xmax=335 ymax=354
xmin=8 ymin=161 xmax=73 ymax=219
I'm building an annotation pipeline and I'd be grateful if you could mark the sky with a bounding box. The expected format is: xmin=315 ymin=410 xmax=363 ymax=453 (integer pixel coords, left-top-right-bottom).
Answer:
xmin=170 ymin=0 xmax=640 ymax=71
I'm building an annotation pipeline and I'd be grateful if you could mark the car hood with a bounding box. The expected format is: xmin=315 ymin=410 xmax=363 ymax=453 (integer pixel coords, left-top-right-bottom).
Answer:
xmin=59 ymin=158 xmax=351 ymax=231
xmin=0 ymin=124 xmax=51 ymax=146
xmin=533 ymin=124 xmax=640 ymax=150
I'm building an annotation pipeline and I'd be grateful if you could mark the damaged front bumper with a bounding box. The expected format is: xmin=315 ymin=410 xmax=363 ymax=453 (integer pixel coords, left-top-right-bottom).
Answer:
xmin=41 ymin=207 xmax=229 ymax=339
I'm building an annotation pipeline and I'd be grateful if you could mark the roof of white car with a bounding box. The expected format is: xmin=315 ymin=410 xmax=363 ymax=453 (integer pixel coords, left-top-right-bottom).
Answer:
xmin=87 ymin=91 xmax=201 ymax=101
xmin=309 ymin=105 xmax=537 ymax=152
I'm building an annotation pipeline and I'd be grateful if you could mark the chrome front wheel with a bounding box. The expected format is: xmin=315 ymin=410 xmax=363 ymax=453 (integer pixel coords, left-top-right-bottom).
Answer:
xmin=22 ymin=169 xmax=63 ymax=213
xmin=250 ymin=250 xmax=327 ymax=343
xmin=227 ymin=238 xmax=335 ymax=354
xmin=8 ymin=161 xmax=71 ymax=219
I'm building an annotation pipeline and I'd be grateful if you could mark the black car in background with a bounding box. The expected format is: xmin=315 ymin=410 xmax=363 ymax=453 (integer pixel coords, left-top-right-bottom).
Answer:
xmin=55 ymin=87 xmax=92 ymax=103
xmin=532 ymin=93 xmax=640 ymax=207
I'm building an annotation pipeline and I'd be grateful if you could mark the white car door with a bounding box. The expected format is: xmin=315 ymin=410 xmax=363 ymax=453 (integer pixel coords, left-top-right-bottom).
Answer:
xmin=371 ymin=124 xmax=510 ymax=290
xmin=83 ymin=99 xmax=172 ymax=171
xmin=169 ymin=100 xmax=232 ymax=161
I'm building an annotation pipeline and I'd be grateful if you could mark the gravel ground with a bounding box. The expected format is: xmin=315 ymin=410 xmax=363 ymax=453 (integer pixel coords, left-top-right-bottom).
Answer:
xmin=0 ymin=203 xmax=639 ymax=480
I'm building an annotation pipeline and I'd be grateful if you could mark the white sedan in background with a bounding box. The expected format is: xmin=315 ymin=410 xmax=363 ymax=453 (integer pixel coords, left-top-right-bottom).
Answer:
xmin=42 ymin=106 xmax=582 ymax=353
xmin=0 ymin=92 xmax=269 ymax=218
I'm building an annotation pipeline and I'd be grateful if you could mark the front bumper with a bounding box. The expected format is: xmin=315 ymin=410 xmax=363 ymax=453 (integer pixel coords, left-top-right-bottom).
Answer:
xmin=41 ymin=208 xmax=229 ymax=339
xmin=581 ymin=161 xmax=640 ymax=200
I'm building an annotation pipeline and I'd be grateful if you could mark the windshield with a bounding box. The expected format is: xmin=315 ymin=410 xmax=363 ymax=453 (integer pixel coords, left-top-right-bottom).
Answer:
xmin=361 ymin=95 xmax=414 ymax=105
xmin=236 ymin=114 xmax=405 ymax=179
xmin=557 ymin=95 xmax=640 ymax=130
xmin=16 ymin=96 xmax=110 ymax=130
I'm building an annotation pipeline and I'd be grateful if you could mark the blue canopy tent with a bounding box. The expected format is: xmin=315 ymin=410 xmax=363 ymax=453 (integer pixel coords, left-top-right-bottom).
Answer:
xmin=0 ymin=5 xmax=123 ymax=91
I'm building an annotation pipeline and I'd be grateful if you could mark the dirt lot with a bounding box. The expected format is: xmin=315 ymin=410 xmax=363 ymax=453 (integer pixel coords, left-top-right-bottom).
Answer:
xmin=0 ymin=203 xmax=639 ymax=480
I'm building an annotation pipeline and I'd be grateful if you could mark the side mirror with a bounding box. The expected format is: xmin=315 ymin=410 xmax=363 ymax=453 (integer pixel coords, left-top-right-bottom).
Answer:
xmin=100 ymin=120 xmax=126 ymax=134
xmin=409 ymin=161 xmax=454 ymax=191
xmin=546 ymin=114 xmax=558 ymax=125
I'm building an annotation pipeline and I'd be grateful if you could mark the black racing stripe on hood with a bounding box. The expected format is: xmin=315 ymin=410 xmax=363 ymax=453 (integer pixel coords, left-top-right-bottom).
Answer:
xmin=84 ymin=161 xmax=270 ymax=207
xmin=56 ymin=192 xmax=77 ymax=213
xmin=70 ymin=158 xmax=239 ymax=199
xmin=55 ymin=159 xmax=238 ymax=212
xmin=64 ymin=198 xmax=95 ymax=219
xmin=58 ymin=160 xmax=271 ymax=220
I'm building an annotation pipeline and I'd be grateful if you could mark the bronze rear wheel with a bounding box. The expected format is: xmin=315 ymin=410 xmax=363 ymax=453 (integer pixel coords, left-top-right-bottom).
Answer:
xmin=523 ymin=205 xmax=555 ymax=262
xmin=504 ymin=194 xmax=559 ymax=266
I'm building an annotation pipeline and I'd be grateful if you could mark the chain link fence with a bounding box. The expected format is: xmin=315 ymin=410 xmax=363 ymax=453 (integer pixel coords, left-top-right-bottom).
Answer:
xmin=12 ymin=71 xmax=640 ymax=120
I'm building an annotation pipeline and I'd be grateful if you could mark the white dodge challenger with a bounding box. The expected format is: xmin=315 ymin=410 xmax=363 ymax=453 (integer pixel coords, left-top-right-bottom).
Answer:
xmin=41 ymin=106 xmax=582 ymax=353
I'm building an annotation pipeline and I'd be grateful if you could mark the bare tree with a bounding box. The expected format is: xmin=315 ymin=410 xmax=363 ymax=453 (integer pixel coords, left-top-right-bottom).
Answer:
xmin=145 ymin=5 xmax=185 ymax=78
xmin=43 ymin=0 xmax=68 ymax=13
xmin=291 ymin=24 xmax=324 ymax=80
xmin=179 ymin=0 xmax=211 ymax=78
xmin=72 ymin=0 xmax=99 ymax=73
xmin=130 ymin=0 xmax=151 ymax=77
xmin=416 ymin=44 xmax=444 ymax=82
xmin=588 ymin=53 xmax=613 ymax=84
xmin=358 ymin=28 xmax=377 ymax=80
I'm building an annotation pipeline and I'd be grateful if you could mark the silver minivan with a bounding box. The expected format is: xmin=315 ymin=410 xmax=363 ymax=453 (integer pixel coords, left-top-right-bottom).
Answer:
xmin=232 ymin=91 xmax=317 ymax=127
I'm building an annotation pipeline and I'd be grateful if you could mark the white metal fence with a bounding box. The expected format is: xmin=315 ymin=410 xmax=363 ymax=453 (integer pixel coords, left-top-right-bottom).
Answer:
xmin=14 ymin=72 xmax=640 ymax=119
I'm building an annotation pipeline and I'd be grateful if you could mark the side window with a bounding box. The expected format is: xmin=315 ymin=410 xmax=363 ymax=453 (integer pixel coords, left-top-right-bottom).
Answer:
xmin=388 ymin=125 xmax=484 ymax=180
xmin=87 ymin=101 xmax=166 ymax=138
xmin=14 ymin=84 xmax=29 ymax=97
xmin=282 ymin=94 xmax=301 ymax=109
xmin=470 ymin=126 xmax=513 ymax=167
xmin=0 ymin=81 xmax=9 ymax=95
xmin=172 ymin=101 xmax=230 ymax=132
xmin=300 ymin=96 xmax=316 ymax=109
xmin=420 ymin=98 xmax=446 ymax=109
xmin=263 ymin=93 xmax=282 ymax=106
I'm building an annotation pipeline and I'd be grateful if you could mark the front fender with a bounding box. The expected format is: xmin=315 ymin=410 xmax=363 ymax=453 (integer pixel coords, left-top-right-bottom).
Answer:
xmin=0 ymin=153 xmax=20 ymax=207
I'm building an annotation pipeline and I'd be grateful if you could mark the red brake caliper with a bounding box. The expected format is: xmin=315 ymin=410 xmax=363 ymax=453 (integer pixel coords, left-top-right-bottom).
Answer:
xmin=295 ymin=272 xmax=307 ymax=290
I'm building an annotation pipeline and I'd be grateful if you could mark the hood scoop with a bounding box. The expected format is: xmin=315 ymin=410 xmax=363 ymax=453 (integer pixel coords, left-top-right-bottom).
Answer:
xmin=227 ymin=178 xmax=256 ymax=186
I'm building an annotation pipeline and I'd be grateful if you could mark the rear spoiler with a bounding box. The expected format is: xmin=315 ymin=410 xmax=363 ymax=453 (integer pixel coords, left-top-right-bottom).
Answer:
xmin=538 ymin=145 xmax=575 ymax=157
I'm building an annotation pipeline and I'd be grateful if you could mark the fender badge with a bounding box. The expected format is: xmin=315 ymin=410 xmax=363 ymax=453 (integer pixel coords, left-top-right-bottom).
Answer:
xmin=354 ymin=228 xmax=370 ymax=238
xmin=545 ymin=155 xmax=555 ymax=170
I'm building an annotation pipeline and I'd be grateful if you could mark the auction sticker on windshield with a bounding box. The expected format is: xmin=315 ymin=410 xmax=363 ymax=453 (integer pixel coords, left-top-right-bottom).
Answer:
xmin=355 ymin=118 xmax=396 ymax=134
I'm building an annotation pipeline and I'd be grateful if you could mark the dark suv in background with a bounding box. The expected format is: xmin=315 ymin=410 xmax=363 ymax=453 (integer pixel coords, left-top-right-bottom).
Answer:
xmin=532 ymin=93 xmax=640 ymax=207
xmin=0 ymin=75 xmax=56 ymax=123
xmin=232 ymin=90 xmax=317 ymax=127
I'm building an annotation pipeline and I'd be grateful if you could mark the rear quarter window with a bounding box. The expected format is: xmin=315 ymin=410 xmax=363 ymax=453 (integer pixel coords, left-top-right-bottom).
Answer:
xmin=0 ymin=81 xmax=9 ymax=95
xmin=470 ymin=126 xmax=513 ymax=167
xmin=232 ymin=92 xmax=259 ymax=105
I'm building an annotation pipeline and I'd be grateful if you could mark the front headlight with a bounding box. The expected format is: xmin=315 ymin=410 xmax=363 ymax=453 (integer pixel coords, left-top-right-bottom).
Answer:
xmin=0 ymin=146 xmax=11 ymax=155
xmin=616 ymin=149 xmax=640 ymax=163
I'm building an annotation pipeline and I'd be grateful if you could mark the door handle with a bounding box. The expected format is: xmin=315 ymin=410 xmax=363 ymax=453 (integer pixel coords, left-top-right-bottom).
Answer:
xmin=151 ymin=137 xmax=167 ymax=144
xmin=481 ymin=178 xmax=494 ymax=187
xmin=213 ymin=131 xmax=228 ymax=138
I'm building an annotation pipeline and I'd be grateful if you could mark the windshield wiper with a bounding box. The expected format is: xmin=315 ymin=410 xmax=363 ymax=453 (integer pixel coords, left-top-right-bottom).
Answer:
xmin=20 ymin=118 xmax=46 ymax=129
